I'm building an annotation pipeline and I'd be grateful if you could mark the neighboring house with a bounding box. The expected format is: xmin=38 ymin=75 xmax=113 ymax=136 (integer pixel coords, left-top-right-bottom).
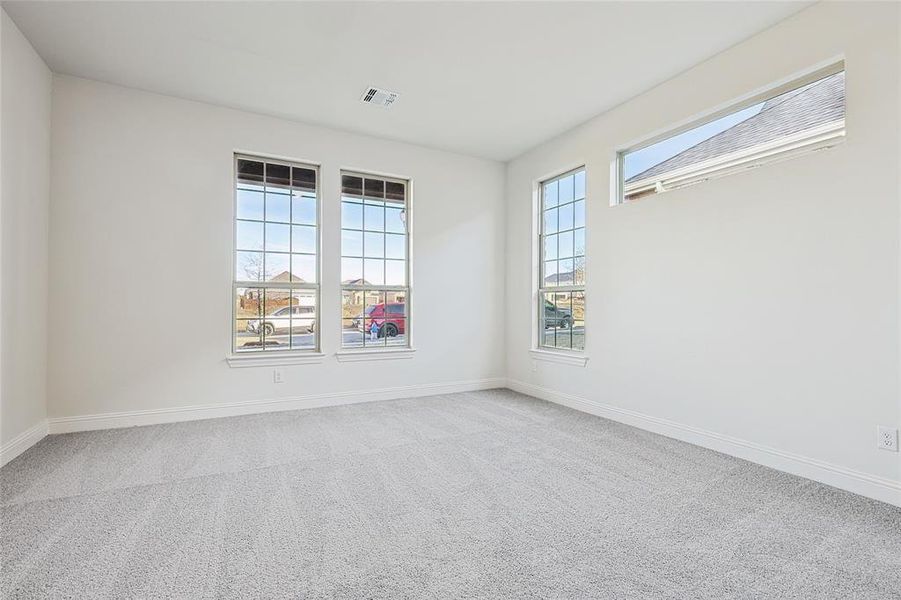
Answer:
xmin=341 ymin=278 xmax=371 ymax=286
xmin=340 ymin=279 xmax=371 ymax=314
xmin=547 ymin=271 xmax=576 ymax=286
xmin=624 ymin=71 xmax=845 ymax=201
xmin=341 ymin=278 xmax=404 ymax=302
xmin=243 ymin=271 xmax=302 ymax=300
xmin=545 ymin=263 xmax=585 ymax=287
xmin=269 ymin=270 xmax=294 ymax=283
xmin=239 ymin=271 xmax=311 ymax=315
xmin=341 ymin=279 xmax=405 ymax=318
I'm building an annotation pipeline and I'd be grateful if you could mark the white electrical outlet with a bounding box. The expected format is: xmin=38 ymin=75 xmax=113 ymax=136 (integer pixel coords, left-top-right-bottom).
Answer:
xmin=877 ymin=425 xmax=898 ymax=452
xmin=273 ymin=368 xmax=284 ymax=384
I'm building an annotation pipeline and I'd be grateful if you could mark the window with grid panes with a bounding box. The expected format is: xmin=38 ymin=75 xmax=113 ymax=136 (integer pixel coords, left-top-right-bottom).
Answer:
xmin=539 ymin=168 xmax=585 ymax=351
xmin=233 ymin=155 xmax=319 ymax=353
xmin=340 ymin=172 xmax=409 ymax=349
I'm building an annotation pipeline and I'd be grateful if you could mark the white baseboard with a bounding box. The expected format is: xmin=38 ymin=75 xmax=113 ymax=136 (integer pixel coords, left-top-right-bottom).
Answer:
xmin=30 ymin=376 xmax=901 ymax=508
xmin=47 ymin=377 xmax=506 ymax=434
xmin=1 ymin=420 xmax=49 ymax=467
xmin=507 ymin=379 xmax=901 ymax=508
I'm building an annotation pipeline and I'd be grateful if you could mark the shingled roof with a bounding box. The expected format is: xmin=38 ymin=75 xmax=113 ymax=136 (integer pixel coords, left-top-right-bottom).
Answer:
xmin=626 ymin=71 xmax=845 ymax=184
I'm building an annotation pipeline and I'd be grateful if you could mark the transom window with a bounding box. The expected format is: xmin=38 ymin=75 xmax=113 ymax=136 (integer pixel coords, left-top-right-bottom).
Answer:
xmin=233 ymin=155 xmax=319 ymax=353
xmin=340 ymin=172 xmax=410 ymax=349
xmin=539 ymin=167 xmax=585 ymax=351
xmin=618 ymin=64 xmax=845 ymax=203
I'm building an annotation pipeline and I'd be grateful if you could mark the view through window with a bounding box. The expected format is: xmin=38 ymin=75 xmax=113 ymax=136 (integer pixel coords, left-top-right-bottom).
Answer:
xmin=341 ymin=173 xmax=410 ymax=349
xmin=620 ymin=67 xmax=846 ymax=203
xmin=233 ymin=156 xmax=319 ymax=353
xmin=539 ymin=168 xmax=585 ymax=351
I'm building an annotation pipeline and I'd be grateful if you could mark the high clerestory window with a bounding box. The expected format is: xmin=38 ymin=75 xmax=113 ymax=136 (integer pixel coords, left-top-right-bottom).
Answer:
xmin=618 ymin=63 xmax=846 ymax=203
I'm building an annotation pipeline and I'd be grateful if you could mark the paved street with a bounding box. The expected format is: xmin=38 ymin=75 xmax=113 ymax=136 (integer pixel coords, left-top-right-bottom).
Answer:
xmin=541 ymin=325 xmax=585 ymax=350
xmin=235 ymin=329 xmax=407 ymax=350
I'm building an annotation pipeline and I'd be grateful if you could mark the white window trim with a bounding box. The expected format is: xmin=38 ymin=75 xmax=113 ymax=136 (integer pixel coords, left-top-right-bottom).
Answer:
xmin=230 ymin=153 xmax=322 ymax=358
xmin=338 ymin=169 xmax=413 ymax=352
xmin=335 ymin=348 xmax=416 ymax=362
xmin=613 ymin=58 xmax=846 ymax=206
xmin=620 ymin=120 xmax=844 ymax=202
xmin=227 ymin=353 xmax=326 ymax=368
xmin=530 ymin=348 xmax=588 ymax=367
xmin=533 ymin=165 xmax=587 ymax=356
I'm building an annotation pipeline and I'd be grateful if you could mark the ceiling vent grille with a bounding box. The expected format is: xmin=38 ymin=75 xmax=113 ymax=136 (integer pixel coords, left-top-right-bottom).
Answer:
xmin=361 ymin=86 xmax=399 ymax=108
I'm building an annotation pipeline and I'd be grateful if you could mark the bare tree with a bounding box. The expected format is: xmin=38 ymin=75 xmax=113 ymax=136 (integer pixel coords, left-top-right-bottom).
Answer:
xmin=574 ymin=244 xmax=586 ymax=283
xmin=241 ymin=252 xmax=265 ymax=281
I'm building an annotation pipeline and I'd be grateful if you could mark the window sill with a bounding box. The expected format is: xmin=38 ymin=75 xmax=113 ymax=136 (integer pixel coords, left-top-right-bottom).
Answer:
xmin=227 ymin=352 xmax=326 ymax=368
xmin=335 ymin=348 xmax=416 ymax=362
xmin=530 ymin=349 xmax=588 ymax=367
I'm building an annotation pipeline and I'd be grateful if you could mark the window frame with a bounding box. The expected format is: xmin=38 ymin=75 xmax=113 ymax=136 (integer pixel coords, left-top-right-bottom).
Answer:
xmin=338 ymin=169 xmax=413 ymax=353
xmin=230 ymin=153 xmax=322 ymax=359
xmin=535 ymin=165 xmax=586 ymax=356
xmin=614 ymin=59 xmax=846 ymax=205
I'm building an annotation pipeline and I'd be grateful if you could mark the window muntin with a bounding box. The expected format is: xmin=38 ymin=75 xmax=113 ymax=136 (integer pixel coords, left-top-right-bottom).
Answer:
xmin=539 ymin=168 xmax=585 ymax=352
xmin=233 ymin=156 xmax=319 ymax=353
xmin=619 ymin=66 xmax=845 ymax=203
xmin=341 ymin=172 xmax=410 ymax=349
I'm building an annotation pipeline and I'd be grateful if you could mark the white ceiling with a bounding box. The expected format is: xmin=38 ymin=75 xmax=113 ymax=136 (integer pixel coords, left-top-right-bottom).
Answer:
xmin=4 ymin=1 xmax=811 ymax=161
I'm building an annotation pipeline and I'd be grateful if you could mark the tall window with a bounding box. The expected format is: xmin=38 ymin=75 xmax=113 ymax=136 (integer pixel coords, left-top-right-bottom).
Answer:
xmin=539 ymin=168 xmax=585 ymax=351
xmin=618 ymin=65 xmax=845 ymax=203
xmin=341 ymin=173 xmax=410 ymax=349
xmin=233 ymin=155 xmax=318 ymax=353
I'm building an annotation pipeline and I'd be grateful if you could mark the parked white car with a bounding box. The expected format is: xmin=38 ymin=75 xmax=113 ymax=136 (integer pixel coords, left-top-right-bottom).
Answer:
xmin=246 ymin=305 xmax=315 ymax=336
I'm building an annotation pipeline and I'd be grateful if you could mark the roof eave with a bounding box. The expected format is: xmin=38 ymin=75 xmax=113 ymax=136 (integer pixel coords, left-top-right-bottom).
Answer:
xmin=622 ymin=119 xmax=845 ymax=199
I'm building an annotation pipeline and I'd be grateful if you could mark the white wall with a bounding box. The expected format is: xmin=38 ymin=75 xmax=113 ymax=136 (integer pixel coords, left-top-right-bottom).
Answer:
xmin=1 ymin=9 xmax=51 ymax=460
xmin=10 ymin=0 xmax=901 ymax=505
xmin=48 ymin=76 xmax=505 ymax=423
xmin=505 ymin=1 xmax=901 ymax=503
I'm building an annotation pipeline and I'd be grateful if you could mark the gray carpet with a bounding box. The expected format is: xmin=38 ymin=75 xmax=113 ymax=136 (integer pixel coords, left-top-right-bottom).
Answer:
xmin=1 ymin=389 xmax=899 ymax=599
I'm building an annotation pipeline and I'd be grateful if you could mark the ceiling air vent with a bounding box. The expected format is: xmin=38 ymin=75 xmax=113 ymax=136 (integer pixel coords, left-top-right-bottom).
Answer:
xmin=360 ymin=86 xmax=399 ymax=108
